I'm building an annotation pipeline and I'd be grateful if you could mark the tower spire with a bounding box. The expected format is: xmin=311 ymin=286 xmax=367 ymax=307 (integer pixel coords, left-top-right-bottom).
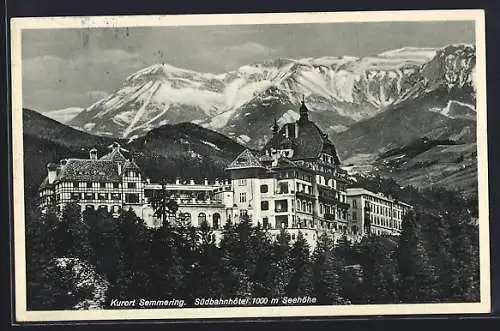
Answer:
xmin=299 ymin=96 xmax=309 ymax=124
xmin=272 ymin=117 xmax=279 ymax=134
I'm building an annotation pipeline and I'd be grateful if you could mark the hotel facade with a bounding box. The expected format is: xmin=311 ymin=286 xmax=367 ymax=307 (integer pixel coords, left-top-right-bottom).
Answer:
xmin=38 ymin=101 xmax=412 ymax=248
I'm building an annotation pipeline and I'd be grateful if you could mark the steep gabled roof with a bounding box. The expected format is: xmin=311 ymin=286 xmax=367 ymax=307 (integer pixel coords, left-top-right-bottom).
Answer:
xmin=226 ymin=149 xmax=266 ymax=170
xmin=56 ymin=159 xmax=122 ymax=182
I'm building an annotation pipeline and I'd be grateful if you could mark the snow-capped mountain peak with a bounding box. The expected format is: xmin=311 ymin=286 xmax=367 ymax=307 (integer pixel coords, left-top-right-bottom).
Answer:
xmin=70 ymin=44 xmax=476 ymax=147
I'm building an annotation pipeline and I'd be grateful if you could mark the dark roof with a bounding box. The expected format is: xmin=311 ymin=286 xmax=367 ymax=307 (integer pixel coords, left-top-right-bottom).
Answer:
xmin=56 ymin=159 xmax=122 ymax=183
xmin=226 ymin=149 xmax=266 ymax=170
xmin=99 ymin=148 xmax=128 ymax=162
xmin=264 ymin=119 xmax=341 ymax=164
xmin=38 ymin=176 xmax=53 ymax=190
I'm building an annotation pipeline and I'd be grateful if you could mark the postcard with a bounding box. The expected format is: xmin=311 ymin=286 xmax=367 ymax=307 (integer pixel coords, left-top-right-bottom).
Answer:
xmin=10 ymin=9 xmax=490 ymax=322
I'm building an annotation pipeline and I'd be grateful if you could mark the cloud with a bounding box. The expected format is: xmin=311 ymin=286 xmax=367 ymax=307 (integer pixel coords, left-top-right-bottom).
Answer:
xmin=44 ymin=107 xmax=84 ymax=123
xmin=192 ymin=42 xmax=284 ymax=72
xmin=22 ymin=48 xmax=145 ymax=112
xmin=87 ymin=90 xmax=110 ymax=101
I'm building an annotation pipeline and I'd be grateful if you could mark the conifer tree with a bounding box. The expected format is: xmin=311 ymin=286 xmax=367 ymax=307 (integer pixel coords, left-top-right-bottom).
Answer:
xmin=286 ymin=231 xmax=313 ymax=296
xmin=112 ymin=209 xmax=150 ymax=298
xmin=269 ymin=228 xmax=293 ymax=297
xmin=311 ymin=233 xmax=342 ymax=304
xmin=357 ymin=235 xmax=398 ymax=304
xmin=396 ymin=210 xmax=439 ymax=303
xmin=84 ymin=209 xmax=121 ymax=285
xmin=56 ymin=202 xmax=91 ymax=260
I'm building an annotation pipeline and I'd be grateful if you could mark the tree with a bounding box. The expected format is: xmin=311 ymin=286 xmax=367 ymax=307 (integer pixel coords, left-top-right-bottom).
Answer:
xmin=26 ymin=208 xmax=65 ymax=309
xmin=218 ymin=215 xmax=255 ymax=297
xmin=357 ymin=235 xmax=398 ymax=304
xmin=311 ymin=233 xmax=342 ymax=304
xmin=267 ymin=228 xmax=293 ymax=297
xmin=396 ymin=210 xmax=439 ymax=303
xmin=150 ymin=184 xmax=179 ymax=228
xmin=184 ymin=220 xmax=223 ymax=298
xmin=286 ymin=231 xmax=313 ymax=297
xmin=83 ymin=209 xmax=122 ymax=286
xmin=112 ymin=209 xmax=150 ymax=298
xmin=56 ymin=202 xmax=91 ymax=260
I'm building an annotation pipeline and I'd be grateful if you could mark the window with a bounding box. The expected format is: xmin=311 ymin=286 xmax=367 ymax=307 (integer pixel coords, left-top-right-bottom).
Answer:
xmin=86 ymin=182 xmax=92 ymax=188
xmin=239 ymin=192 xmax=246 ymax=203
xmin=128 ymin=170 xmax=136 ymax=177
xmin=127 ymin=182 xmax=137 ymax=189
xmin=260 ymin=184 xmax=268 ymax=193
xmin=85 ymin=205 xmax=94 ymax=211
xmin=353 ymin=199 xmax=357 ymax=208
xmin=213 ymin=213 xmax=221 ymax=229
xmin=98 ymin=193 xmax=108 ymax=200
xmin=113 ymin=182 xmax=120 ymax=189
xmin=276 ymin=215 xmax=288 ymax=228
xmin=99 ymin=205 xmax=107 ymax=211
xmin=181 ymin=213 xmax=191 ymax=222
xmin=275 ymin=199 xmax=288 ymax=212
xmin=70 ymin=192 xmax=81 ymax=200
xmin=278 ymin=182 xmax=288 ymax=194
xmin=111 ymin=193 xmax=121 ymax=200
xmin=239 ymin=179 xmax=247 ymax=186
xmin=73 ymin=182 xmax=79 ymax=188
xmin=239 ymin=209 xmax=248 ymax=217
xmin=263 ymin=217 xmax=269 ymax=229
xmin=261 ymin=201 xmax=269 ymax=211
xmin=352 ymin=211 xmax=357 ymax=220
xmin=125 ymin=193 xmax=139 ymax=203
xmin=84 ymin=192 xmax=94 ymax=200
xmin=198 ymin=212 xmax=207 ymax=225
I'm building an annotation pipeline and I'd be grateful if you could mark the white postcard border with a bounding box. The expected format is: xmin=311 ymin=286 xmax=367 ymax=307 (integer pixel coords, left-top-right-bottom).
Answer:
xmin=10 ymin=9 xmax=490 ymax=322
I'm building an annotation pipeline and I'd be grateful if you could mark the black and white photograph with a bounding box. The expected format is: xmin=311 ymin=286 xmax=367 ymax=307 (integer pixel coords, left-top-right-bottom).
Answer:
xmin=10 ymin=10 xmax=490 ymax=322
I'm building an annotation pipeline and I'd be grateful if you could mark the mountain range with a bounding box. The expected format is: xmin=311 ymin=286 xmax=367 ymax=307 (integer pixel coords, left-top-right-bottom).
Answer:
xmin=27 ymin=43 xmax=478 ymax=196
xmin=67 ymin=44 xmax=476 ymax=149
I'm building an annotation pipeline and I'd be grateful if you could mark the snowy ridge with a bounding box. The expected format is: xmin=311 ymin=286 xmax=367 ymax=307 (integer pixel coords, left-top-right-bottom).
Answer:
xmin=69 ymin=44 xmax=476 ymax=142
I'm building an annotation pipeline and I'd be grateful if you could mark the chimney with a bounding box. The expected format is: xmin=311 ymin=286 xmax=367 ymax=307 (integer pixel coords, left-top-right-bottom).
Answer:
xmin=175 ymin=177 xmax=180 ymax=185
xmin=47 ymin=163 xmax=58 ymax=184
xmin=215 ymin=179 xmax=220 ymax=186
xmin=189 ymin=179 xmax=195 ymax=185
xmin=89 ymin=148 xmax=98 ymax=160
xmin=204 ymin=178 xmax=209 ymax=186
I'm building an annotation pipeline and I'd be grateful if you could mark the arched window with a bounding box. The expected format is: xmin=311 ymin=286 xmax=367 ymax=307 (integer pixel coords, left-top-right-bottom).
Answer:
xmin=302 ymin=201 xmax=307 ymax=212
xmin=213 ymin=213 xmax=221 ymax=229
xmin=198 ymin=212 xmax=207 ymax=225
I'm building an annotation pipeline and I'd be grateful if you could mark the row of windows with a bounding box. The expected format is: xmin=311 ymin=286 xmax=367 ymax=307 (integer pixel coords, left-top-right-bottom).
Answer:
xmin=321 ymin=153 xmax=336 ymax=164
xmin=366 ymin=203 xmax=404 ymax=219
xmin=370 ymin=215 xmax=402 ymax=230
xmin=67 ymin=182 xmax=140 ymax=189
xmin=297 ymin=199 xmax=313 ymax=213
xmin=61 ymin=192 xmax=140 ymax=204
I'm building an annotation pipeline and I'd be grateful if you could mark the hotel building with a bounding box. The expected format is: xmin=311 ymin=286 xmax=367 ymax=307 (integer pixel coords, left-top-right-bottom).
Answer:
xmin=38 ymin=101 xmax=412 ymax=248
xmin=346 ymin=188 xmax=412 ymax=236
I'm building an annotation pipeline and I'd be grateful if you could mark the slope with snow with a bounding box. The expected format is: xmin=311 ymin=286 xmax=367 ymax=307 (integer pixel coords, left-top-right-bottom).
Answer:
xmin=70 ymin=44 xmax=476 ymax=149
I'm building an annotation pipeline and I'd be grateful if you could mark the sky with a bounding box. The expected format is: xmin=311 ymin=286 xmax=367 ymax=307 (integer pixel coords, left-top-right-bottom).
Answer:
xmin=21 ymin=21 xmax=475 ymax=115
